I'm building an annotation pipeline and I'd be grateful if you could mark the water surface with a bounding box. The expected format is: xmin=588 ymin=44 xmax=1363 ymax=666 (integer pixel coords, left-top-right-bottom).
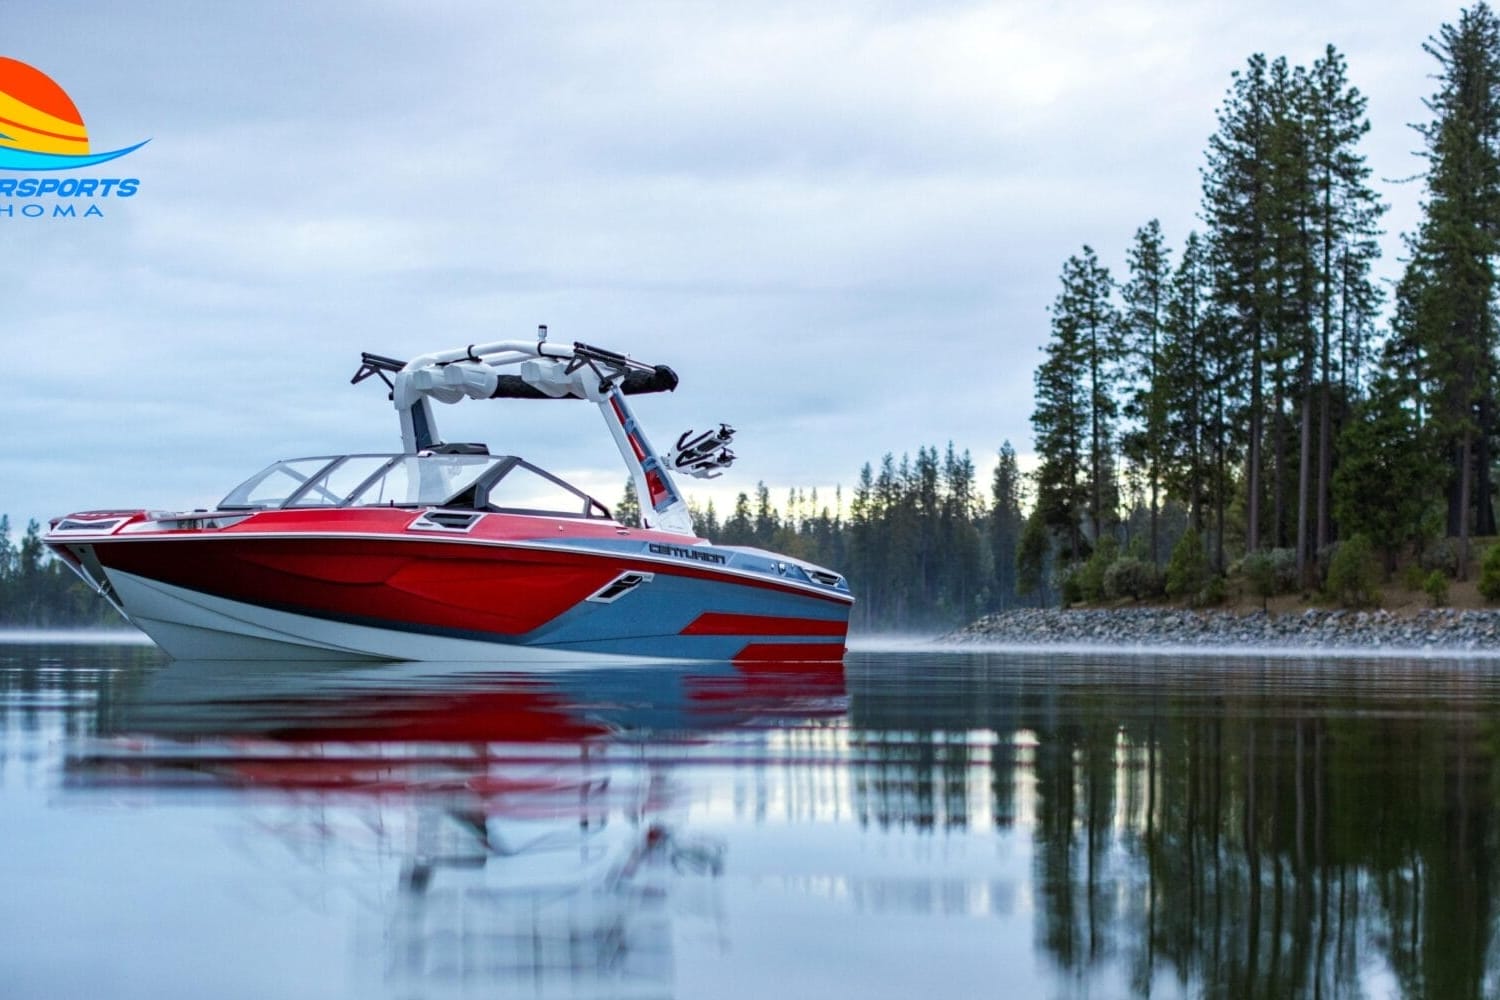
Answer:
xmin=3 ymin=640 xmax=1498 ymax=999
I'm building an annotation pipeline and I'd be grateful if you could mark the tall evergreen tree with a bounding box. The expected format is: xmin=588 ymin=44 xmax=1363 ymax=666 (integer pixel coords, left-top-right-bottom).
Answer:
xmin=1303 ymin=45 xmax=1385 ymax=557
xmin=1033 ymin=269 xmax=1091 ymax=562
xmin=1334 ymin=370 xmax=1442 ymax=570
xmin=1034 ymin=247 xmax=1122 ymax=555
xmin=1403 ymin=3 xmax=1500 ymax=577
xmin=752 ymin=481 xmax=779 ymax=547
xmin=1161 ymin=232 xmax=1207 ymax=530
xmin=939 ymin=443 xmax=983 ymax=621
xmin=990 ymin=441 xmax=1025 ymax=608
xmin=1204 ymin=53 xmax=1280 ymax=553
xmin=722 ymin=491 xmax=754 ymax=545
xmin=1160 ymin=229 xmax=1241 ymax=570
xmin=1262 ymin=55 xmax=1316 ymax=561
xmin=1120 ymin=220 xmax=1172 ymax=564
xmin=615 ymin=478 xmax=641 ymax=527
xmin=1016 ymin=507 xmax=1052 ymax=606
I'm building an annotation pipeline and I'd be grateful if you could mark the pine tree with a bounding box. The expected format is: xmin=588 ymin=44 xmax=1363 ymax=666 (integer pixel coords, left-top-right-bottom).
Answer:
xmin=990 ymin=442 xmax=1025 ymax=608
xmin=615 ymin=478 xmax=641 ymax=526
xmin=1034 ymin=247 xmax=1121 ymax=558
xmin=691 ymin=497 xmax=721 ymax=539
xmin=1204 ymin=54 xmax=1280 ymax=554
xmin=722 ymin=491 xmax=754 ymax=545
xmin=913 ymin=446 xmax=942 ymax=607
xmin=1304 ymin=45 xmax=1384 ymax=559
xmin=1403 ymin=3 xmax=1500 ymax=577
xmin=939 ymin=443 xmax=983 ymax=621
xmin=847 ymin=463 xmax=878 ymax=629
xmin=1264 ymin=55 xmax=1315 ymax=563
xmin=1120 ymin=220 xmax=1172 ymax=564
xmin=1016 ymin=507 xmax=1052 ymax=605
xmin=1161 ymin=232 xmax=1209 ymax=535
xmin=1032 ymin=276 xmax=1090 ymax=562
xmin=752 ymin=481 xmax=779 ymax=547
xmin=1333 ymin=371 xmax=1441 ymax=570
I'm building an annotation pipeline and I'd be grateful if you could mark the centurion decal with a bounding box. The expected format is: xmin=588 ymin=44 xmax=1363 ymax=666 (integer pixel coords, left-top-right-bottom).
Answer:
xmin=647 ymin=542 xmax=727 ymax=565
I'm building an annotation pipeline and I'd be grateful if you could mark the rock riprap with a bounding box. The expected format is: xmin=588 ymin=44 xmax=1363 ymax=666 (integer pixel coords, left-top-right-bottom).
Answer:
xmin=943 ymin=607 xmax=1500 ymax=651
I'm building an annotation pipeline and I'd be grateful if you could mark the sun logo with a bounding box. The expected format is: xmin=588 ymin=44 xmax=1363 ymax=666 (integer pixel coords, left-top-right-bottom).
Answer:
xmin=0 ymin=56 xmax=146 ymax=170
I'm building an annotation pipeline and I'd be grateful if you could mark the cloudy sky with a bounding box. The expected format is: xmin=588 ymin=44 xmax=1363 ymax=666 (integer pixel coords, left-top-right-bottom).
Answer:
xmin=0 ymin=1 xmax=1461 ymax=531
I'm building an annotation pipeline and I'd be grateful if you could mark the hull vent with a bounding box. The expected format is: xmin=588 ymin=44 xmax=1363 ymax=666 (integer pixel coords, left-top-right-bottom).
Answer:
xmin=586 ymin=571 xmax=654 ymax=603
xmin=409 ymin=510 xmax=484 ymax=533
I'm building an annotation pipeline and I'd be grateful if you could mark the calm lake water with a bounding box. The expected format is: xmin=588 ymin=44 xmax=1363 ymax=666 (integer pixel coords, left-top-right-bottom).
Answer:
xmin=4 ymin=639 xmax=1500 ymax=999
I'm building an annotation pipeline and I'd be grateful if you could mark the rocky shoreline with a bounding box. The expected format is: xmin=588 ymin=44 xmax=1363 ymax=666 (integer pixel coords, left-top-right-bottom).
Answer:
xmin=944 ymin=607 xmax=1500 ymax=653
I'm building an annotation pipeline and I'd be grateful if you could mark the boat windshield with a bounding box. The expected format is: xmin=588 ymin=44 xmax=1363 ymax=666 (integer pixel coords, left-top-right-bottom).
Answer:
xmin=218 ymin=453 xmax=611 ymax=519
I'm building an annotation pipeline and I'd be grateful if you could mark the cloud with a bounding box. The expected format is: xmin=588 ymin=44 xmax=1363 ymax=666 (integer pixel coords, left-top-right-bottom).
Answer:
xmin=0 ymin=0 xmax=1453 ymax=533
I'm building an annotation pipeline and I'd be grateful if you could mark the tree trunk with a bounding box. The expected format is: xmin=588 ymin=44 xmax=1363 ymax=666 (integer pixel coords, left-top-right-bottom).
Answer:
xmin=1217 ymin=439 xmax=1228 ymax=572
xmin=1190 ymin=320 xmax=1205 ymax=536
xmin=1091 ymin=323 xmax=1105 ymax=548
xmin=1459 ymin=433 xmax=1473 ymax=581
xmin=1317 ymin=379 xmax=1332 ymax=553
xmin=1318 ymin=283 xmax=1334 ymax=554
xmin=1448 ymin=439 xmax=1465 ymax=537
xmin=1297 ymin=382 xmax=1312 ymax=583
xmin=1248 ymin=335 xmax=1263 ymax=553
xmin=1150 ymin=478 xmax=1159 ymax=566
xmin=1273 ymin=392 xmax=1286 ymax=549
xmin=1477 ymin=393 xmax=1496 ymax=536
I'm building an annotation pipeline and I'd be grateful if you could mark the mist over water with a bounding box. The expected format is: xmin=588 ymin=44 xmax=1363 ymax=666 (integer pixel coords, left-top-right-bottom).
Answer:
xmin=3 ymin=641 xmax=1498 ymax=998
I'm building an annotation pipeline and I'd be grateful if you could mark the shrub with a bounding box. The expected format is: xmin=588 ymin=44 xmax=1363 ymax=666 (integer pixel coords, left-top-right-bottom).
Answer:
xmin=1197 ymin=574 xmax=1227 ymax=607
xmin=1104 ymin=556 xmax=1164 ymax=601
xmin=1269 ymin=548 xmax=1300 ymax=592
xmin=1074 ymin=536 xmax=1118 ymax=603
xmin=1326 ymin=534 xmax=1381 ymax=608
xmin=1401 ymin=563 xmax=1427 ymax=591
xmin=1166 ymin=528 xmax=1211 ymax=601
xmin=1480 ymin=544 xmax=1500 ymax=602
xmin=1421 ymin=538 xmax=1459 ymax=576
xmin=1423 ymin=569 xmax=1449 ymax=607
xmin=1314 ymin=544 xmax=1336 ymax=590
xmin=1058 ymin=565 xmax=1083 ymax=607
xmin=1243 ymin=548 xmax=1297 ymax=609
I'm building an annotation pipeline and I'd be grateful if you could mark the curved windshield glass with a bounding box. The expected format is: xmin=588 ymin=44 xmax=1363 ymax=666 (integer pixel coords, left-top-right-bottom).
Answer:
xmin=219 ymin=457 xmax=340 ymax=509
xmin=218 ymin=453 xmax=610 ymax=518
xmin=347 ymin=455 xmax=506 ymax=507
xmin=484 ymin=461 xmax=609 ymax=518
xmin=286 ymin=455 xmax=398 ymax=507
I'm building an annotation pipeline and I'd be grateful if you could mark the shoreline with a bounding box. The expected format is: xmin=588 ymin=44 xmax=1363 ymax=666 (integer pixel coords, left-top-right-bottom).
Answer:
xmin=944 ymin=607 xmax=1500 ymax=653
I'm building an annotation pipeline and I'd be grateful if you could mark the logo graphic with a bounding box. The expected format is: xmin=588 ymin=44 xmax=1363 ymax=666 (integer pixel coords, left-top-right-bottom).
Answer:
xmin=0 ymin=57 xmax=146 ymax=170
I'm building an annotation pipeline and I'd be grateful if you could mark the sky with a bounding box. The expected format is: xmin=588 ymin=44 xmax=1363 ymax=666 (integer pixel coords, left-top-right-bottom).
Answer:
xmin=0 ymin=0 xmax=1464 ymax=533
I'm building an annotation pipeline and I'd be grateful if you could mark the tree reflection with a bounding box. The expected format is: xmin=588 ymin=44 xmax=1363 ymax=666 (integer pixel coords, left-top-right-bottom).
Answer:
xmin=847 ymin=654 xmax=1500 ymax=999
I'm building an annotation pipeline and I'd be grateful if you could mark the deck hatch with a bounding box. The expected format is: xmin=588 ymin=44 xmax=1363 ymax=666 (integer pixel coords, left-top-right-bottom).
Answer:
xmin=52 ymin=516 xmax=128 ymax=534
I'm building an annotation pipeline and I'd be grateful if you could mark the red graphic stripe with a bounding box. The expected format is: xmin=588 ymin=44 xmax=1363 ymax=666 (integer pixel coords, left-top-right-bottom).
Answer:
xmin=0 ymin=112 xmax=87 ymax=144
xmin=681 ymin=612 xmax=847 ymax=637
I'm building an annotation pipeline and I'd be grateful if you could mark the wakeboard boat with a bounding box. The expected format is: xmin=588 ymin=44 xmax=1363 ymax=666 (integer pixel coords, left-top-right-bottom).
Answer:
xmin=44 ymin=334 xmax=853 ymax=663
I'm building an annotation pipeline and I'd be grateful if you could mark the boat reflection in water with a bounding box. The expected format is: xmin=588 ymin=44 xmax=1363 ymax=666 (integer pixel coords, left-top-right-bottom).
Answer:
xmin=28 ymin=647 xmax=1500 ymax=997
xmin=69 ymin=656 xmax=846 ymax=998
